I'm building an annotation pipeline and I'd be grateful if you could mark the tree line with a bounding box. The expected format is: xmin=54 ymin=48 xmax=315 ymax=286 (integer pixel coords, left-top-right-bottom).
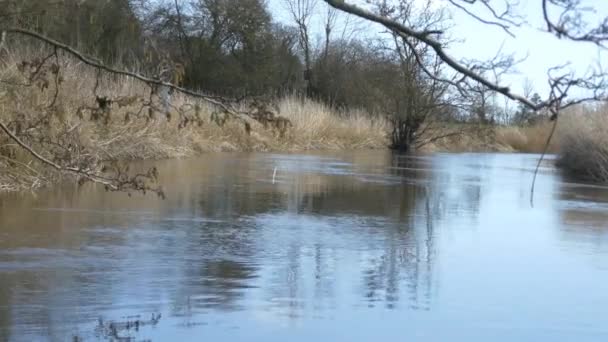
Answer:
xmin=0 ymin=0 xmax=587 ymax=152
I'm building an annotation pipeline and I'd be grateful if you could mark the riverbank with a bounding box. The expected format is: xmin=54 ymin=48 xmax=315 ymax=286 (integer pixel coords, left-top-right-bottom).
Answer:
xmin=556 ymin=105 xmax=608 ymax=182
xmin=423 ymin=121 xmax=559 ymax=154
xmin=0 ymin=50 xmax=604 ymax=192
xmin=0 ymin=50 xmax=390 ymax=192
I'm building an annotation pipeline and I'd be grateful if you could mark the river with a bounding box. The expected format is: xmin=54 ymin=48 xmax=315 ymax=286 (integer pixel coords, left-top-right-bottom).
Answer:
xmin=1 ymin=151 xmax=608 ymax=341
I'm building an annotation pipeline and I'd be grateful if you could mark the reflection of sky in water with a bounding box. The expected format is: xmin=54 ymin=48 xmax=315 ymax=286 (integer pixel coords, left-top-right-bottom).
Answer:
xmin=1 ymin=151 xmax=608 ymax=341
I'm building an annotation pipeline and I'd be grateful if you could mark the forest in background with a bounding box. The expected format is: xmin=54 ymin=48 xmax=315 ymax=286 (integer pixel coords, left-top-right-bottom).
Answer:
xmin=2 ymin=0 xmax=549 ymax=122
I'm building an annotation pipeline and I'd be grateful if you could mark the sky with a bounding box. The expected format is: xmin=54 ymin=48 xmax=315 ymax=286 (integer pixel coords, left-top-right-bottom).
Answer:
xmin=268 ymin=0 xmax=607 ymax=104
xmin=447 ymin=0 xmax=607 ymax=97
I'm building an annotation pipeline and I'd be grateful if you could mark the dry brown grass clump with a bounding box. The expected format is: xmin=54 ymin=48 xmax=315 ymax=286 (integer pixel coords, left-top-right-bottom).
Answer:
xmin=276 ymin=97 xmax=389 ymax=151
xmin=421 ymin=123 xmax=512 ymax=153
xmin=421 ymin=120 xmax=560 ymax=153
xmin=495 ymin=121 xmax=559 ymax=153
xmin=556 ymin=104 xmax=608 ymax=182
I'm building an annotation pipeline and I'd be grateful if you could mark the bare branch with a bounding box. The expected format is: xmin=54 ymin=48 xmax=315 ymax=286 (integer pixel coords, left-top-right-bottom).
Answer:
xmin=322 ymin=1 xmax=543 ymax=109
xmin=542 ymin=0 xmax=608 ymax=47
xmin=323 ymin=0 xmax=607 ymax=114
xmin=1 ymin=28 xmax=240 ymax=117
xmin=454 ymin=0 xmax=525 ymax=27
xmin=0 ymin=120 xmax=117 ymax=190
xmin=447 ymin=0 xmax=518 ymax=37
xmin=530 ymin=117 xmax=559 ymax=207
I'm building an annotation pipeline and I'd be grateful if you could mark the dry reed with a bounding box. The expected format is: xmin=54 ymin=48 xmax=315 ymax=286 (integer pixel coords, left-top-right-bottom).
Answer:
xmin=556 ymin=104 xmax=608 ymax=182
xmin=0 ymin=49 xmax=388 ymax=192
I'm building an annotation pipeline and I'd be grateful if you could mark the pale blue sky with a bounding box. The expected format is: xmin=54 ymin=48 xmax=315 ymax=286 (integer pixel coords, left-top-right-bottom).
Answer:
xmin=268 ymin=0 xmax=606 ymax=101
xmin=448 ymin=0 xmax=607 ymax=97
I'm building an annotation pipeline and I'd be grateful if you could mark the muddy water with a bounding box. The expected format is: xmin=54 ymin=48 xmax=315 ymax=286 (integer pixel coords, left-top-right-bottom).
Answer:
xmin=1 ymin=152 xmax=608 ymax=341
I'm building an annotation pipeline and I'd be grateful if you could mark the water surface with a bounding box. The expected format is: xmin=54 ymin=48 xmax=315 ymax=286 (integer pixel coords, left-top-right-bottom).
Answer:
xmin=1 ymin=151 xmax=608 ymax=341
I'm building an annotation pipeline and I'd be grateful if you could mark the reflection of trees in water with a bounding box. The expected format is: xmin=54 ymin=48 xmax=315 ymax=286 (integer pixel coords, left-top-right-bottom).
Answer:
xmin=111 ymin=154 xmax=608 ymax=323
xmin=195 ymin=259 xmax=258 ymax=310
xmin=0 ymin=189 xmax=145 ymax=341
xmin=0 ymin=152 xmax=489 ymax=337
xmin=0 ymin=274 xmax=21 ymax=342
xmin=311 ymin=243 xmax=338 ymax=311
xmin=556 ymin=182 xmax=608 ymax=251
xmin=425 ymin=155 xmax=483 ymax=217
xmin=285 ymin=243 xmax=303 ymax=318
xmin=357 ymin=154 xmax=485 ymax=310
xmin=170 ymin=152 xmax=485 ymax=315
xmin=254 ymin=153 xmax=441 ymax=312
xmin=168 ymin=219 xmax=260 ymax=318
xmin=360 ymin=154 xmax=435 ymax=310
xmin=361 ymin=193 xmax=436 ymax=311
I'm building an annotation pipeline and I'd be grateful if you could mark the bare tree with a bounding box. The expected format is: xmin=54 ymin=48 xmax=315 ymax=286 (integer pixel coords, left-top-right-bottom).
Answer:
xmin=323 ymin=6 xmax=338 ymax=61
xmin=323 ymin=0 xmax=607 ymax=115
xmin=522 ymin=78 xmax=534 ymax=100
xmin=542 ymin=0 xmax=608 ymax=46
xmin=466 ymin=71 xmax=497 ymax=124
xmin=376 ymin=0 xmax=461 ymax=151
xmin=322 ymin=0 xmax=608 ymax=202
xmin=284 ymin=0 xmax=317 ymax=96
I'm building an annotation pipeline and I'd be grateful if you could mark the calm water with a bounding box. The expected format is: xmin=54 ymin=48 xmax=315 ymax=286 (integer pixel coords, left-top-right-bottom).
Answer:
xmin=1 ymin=151 xmax=608 ymax=341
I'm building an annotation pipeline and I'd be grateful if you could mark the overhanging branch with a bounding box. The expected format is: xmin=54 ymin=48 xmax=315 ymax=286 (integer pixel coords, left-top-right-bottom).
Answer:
xmin=0 ymin=120 xmax=118 ymax=190
xmin=322 ymin=0 xmax=541 ymax=111
xmin=1 ymin=27 xmax=241 ymax=117
xmin=323 ymin=0 xmax=607 ymax=114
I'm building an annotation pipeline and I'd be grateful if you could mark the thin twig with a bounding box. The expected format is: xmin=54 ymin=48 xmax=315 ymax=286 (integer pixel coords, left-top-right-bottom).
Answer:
xmin=3 ymin=28 xmax=239 ymax=116
xmin=447 ymin=0 xmax=516 ymax=37
xmin=530 ymin=116 xmax=559 ymax=207
xmin=323 ymin=0 xmax=542 ymax=111
xmin=0 ymin=120 xmax=118 ymax=189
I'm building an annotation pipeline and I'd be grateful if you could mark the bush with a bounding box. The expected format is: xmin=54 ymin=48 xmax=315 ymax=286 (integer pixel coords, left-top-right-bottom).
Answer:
xmin=557 ymin=105 xmax=608 ymax=182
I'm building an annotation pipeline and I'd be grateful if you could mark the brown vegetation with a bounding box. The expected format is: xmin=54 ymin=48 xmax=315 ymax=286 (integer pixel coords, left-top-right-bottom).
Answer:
xmin=0 ymin=49 xmax=388 ymax=192
xmin=2 ymin=45 xmax=606 ymax=194
xmin=556 ymin=105 xmax=608 ymax=182
xmin=494 ymin=121 xmax=559 ymax=154
xmin=1 ymin=0 xmax=606 ymax=193
xmin=417 ymin=121 xmax=558 ymax=153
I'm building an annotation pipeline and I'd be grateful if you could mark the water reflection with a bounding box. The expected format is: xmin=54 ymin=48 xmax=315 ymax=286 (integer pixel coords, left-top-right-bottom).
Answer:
xmin=557 ymin=181 xmax=608 ymax=255
xmin=1 ymin=151 xmax=608 ymax=341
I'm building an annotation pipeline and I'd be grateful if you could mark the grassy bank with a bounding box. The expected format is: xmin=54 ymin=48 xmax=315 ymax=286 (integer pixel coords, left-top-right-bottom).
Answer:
xmin=0 ymin=50 xmax=388 ymax=192
xmin=556 ymin=105 xmax=608 ymax=182
xmin=422 ymin=121 xmax=558 ymax=154
xmin=432 ymin=106 xmax=608 ymax=184
xmin=1 ymin=49 xmax=605 ymax=193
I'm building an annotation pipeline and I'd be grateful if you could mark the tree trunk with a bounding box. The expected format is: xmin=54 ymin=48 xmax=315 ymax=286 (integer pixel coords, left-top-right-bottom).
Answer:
xmin=390 ymin=119 xmax=417 ymax=152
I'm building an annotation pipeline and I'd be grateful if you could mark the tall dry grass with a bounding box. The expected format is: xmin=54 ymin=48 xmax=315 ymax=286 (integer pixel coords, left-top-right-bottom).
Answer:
xmin=422 ymin=119 xmax=560 ymax=153
xmin=277 ymin=97 xmax=388 ymax=150
xmin=556 ymin=104 xmax=608 ymax=182
xmin=489 ymin=104 xmax=608 ymax=183
xmin=418 ymin=123 xmax=499 ymax=152
xmin=0 ymin=49 xmax=388 ymax=192
xmin=495 ymin=121 xmax=559 ymax=153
